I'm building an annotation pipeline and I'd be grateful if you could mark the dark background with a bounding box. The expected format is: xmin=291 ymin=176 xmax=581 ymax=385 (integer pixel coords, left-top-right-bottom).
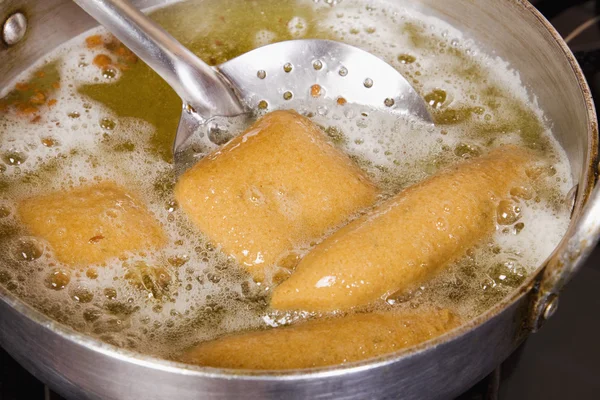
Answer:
xmin=499 ymin=1 xmax=600 ymax=398
xmin=2 ymin=1 xmax=600 ymax=399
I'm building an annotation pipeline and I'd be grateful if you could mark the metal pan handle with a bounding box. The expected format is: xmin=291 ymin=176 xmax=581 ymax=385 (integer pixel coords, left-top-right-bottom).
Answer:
xmin=531 ymin=168 xmax=600 ymax=331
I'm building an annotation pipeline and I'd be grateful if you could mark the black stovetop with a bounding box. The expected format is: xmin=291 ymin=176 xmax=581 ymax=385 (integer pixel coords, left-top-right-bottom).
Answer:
xmin=3 ymin=1 xmax=600 ymax=399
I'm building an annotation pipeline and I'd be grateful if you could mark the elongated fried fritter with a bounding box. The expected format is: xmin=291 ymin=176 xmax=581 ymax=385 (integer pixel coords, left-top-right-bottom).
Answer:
xmin=18 ymin=181 xmax=166 ymax=266
xmin=175 ymin=110 xmax=379 ymax=281
xmin=271 ymin=146 xmax=530 ymax=312
xmin=181 ymin=308 xmax=459 ymax=369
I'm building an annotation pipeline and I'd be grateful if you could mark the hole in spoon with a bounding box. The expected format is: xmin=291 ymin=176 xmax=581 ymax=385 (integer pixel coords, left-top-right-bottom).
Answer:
xmin=339 ymin=66 xmax=348 ymax=76
xmin=311 ymin=84 xmax=322 ymax=98
xmin=283 ymin=91 xmax=293 ymax=100
xmin=283 ymin=63 xmax=293 ymax=73
xmin=312 ymin=60 xmax=323 ymax=70
xmin=364 ymin=78 xmax=373 ymax=88
xmin=257 ymin=70 xmax=266 ymax=79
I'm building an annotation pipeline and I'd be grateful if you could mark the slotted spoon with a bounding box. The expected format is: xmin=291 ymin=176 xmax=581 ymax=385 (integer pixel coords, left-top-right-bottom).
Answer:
xmin=74 ymin=0 xmax=432 ymax=157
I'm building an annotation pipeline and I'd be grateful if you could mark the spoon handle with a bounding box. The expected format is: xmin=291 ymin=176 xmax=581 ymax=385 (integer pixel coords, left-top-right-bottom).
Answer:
xmin=73 ymin=0 xmax=244 ymax=118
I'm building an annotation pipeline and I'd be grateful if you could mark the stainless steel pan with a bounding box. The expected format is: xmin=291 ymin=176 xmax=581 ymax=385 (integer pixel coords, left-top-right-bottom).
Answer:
xmin=0 ymin=1 xmax=598 ymax=399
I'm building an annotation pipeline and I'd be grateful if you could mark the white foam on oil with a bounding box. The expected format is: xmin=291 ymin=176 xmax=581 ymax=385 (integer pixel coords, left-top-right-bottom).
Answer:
xmin=494 ymin=204 xmax=570 ymax=268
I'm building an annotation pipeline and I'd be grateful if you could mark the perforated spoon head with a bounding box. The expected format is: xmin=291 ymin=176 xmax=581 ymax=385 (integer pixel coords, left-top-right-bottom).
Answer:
xmin=221 ymin=39 xmax=431 ymax=120
xmin=72 ymin=1 xmax=430 ymax=163
xmin=174 ymin=39 xmax=432 ymax=153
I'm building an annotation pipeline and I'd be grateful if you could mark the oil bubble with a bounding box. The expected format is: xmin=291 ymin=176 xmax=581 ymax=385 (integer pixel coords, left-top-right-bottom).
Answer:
xmin=317 ymin=105 xmax=328 ymax=116
xmin=46 ymin=268 xmax=71 ymax=290
xmin=425 ymin=89 xmax=447 ymax=109
xmin=488 ymin=262 xmax=527 ymax=288
xmin=311 ymin=84 xmax=322 ymax=98
xmin=497 ymin=200 xmax=521 ymax=225
xmin=41 ymin=137 xmax=58 ymax=147
xmin=398 ymin=54 xmax=416 ymax=64
xmin=454 ymin=143 xmax=480 ymax=159
xmin=102 ymin=68 xmax=117 ymax=79
xmin=208 ymin=126 xmax=233 ymax=145
xmin=0 ymin=206 xmax=10 ymax=218
xmin=86 ymin=268 xmax=98 ymax=279
xmin=13 ymin=238 xmax=43 ymax=262
xmin=104 ymin=287 xmax=118 ymax=300
xmin=100 ymin=118 xmax=116 ymax=130
xmin=71 ymin=285 xmax=94 ymax=303
xmin=513 ymin=222 xmax=525 ymax=234
xmin=2 ymin=150 xmax=27 ymax=166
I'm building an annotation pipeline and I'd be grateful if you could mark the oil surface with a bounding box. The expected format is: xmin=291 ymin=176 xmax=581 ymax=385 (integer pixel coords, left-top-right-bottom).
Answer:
xmin=0 ymin=0 xmax=573 ymax=361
